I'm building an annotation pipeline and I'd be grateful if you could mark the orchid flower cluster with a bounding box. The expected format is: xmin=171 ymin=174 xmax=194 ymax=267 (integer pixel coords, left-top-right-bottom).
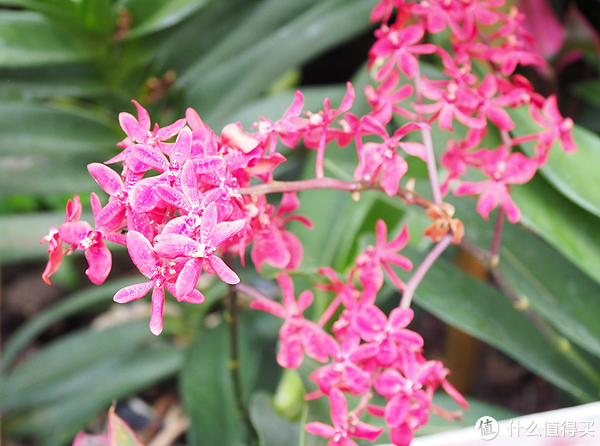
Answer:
xmin=42 ymin=0 xmax=578 ymax=444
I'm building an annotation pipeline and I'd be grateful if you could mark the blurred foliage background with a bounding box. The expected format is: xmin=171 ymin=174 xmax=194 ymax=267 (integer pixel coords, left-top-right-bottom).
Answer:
xmin=2 ymin=0 xmax=600 ymax=445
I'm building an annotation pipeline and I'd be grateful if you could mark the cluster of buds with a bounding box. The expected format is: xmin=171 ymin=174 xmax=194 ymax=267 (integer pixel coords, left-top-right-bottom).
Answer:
xmin=42 ymin=0 xmax=580 ymax=444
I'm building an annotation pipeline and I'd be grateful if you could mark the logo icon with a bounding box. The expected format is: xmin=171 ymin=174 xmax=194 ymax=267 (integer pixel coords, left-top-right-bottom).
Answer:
xmin=476 ymin=416 xmax=499 ymax=440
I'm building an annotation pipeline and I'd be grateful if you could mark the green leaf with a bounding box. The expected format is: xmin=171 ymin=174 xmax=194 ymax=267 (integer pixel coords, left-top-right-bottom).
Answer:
xmin=121 ymin=0 xmax=211 ymax=39
xmin=0 ymin=321 xmax=156 ymax=410
xmin=5 ymin=343 xmax=183 ymax=444
xmin=184 ymin=0 xmax=377 ymax=125
xmin=510 ymin=106 xmax=600 ymax=220
xmin=0 ymin=11 xmax=92 ymax=67
xmin=0 ymin=102 xmax=118 ymax=156
xmin=250 ymin=392 xmax=301 ymax=446
xmin=0 ymin=277 xmax=140 ymax=373
xmin=397 ymin=246 xmax=600 ymax=402
xmin=498 ymin=224 xmax=600 ymax=359
xmin=512 ymin=175 xmax=600 ymax=287
xmin=0 ymin=66 xmax=108 ymax=99
xmin=0 ymin=0 xmax=80 ymax=24
xmin=180 ymin=320 xmax=247 ymax=446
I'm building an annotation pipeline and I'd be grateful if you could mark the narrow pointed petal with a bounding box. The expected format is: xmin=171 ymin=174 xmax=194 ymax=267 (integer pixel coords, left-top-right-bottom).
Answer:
xmin=154 ymin=233 xmax=201 ymax=258
xmin=208 ymin=255 xmax=240 ymax=284
xmin=150 ymin=287 xmax=165 ymax=336
xmin=88 ymin=163 xmax=124 ymax=195
xmin=211 ymin=219 xmax=246 ymax=248
xmin=114 ymin=282 xmax=153 ymax=303
xmin=170 ymin=126 xmax=192 ymax=164
xmin=119 ymin=112 xmax=147 ymax=142
xmin=155 ymin=118 xmax=187 ymax=141
xmin=59 ymin=221 xmax=92 ymax=245
xmin=180 ymin=160 xmax=199 ymax=208
xmin=127 ymin=230 xmax=158 ymax=277
xmin=176 ymin=259 xmax=202 ymax=298
xmin=200 ymin=202 xmax=218 ymax=245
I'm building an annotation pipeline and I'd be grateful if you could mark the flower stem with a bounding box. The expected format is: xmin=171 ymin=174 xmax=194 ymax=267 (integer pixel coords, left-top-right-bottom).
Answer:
xmin=490 ymin=207 xmax=505 ymax=267
xmin=400 ymin=233 xmax=453 ymax=309
xmin=414 ymin=63 xmax=443 ymax=204
xmin=227 ymin=284 xmax=258 ymax=444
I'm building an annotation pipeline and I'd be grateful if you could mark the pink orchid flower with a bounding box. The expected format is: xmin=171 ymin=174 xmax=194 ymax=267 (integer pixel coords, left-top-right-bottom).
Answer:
xmin=114 ymin=230 xmax=205 ymax=336
xmin=305 ymin=388 xmax=384 ymax=446
xmin=454 ymin=145 xmax=538 ymax=223
xmin=250 ymin=273 xmax=333 ymax=369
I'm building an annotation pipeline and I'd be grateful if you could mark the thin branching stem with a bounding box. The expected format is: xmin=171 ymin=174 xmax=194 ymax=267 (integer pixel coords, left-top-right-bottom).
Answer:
xmin=400 ymin=233 xmax=453 ymax=309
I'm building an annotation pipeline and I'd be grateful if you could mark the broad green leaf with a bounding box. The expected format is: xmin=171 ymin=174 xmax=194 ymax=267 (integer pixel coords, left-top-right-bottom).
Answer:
xmin=81 ymin=0 xmax=115 ymax=35
xmin=0 ymin=102 xmax=118 ymax=156
xmin=396 ymin=246 xmax=600 ymax=402
xmin=510 ymin=106 xmax=600 ymax=220
xmin=0 ymin=321 xmax=156 ymax=410
xmin=0 ymin=11 xmax=92 ymax=67
xmin=0 ymin=66 xmax=107 ymax=99
xmin=0 ymin=277 xmax=140 ymax=373
xmin=180 ymin=321 xmax=247 ymax=446
xmin=185 ymin=0 xmax=377 ymax=125
xmin=0 ymin=153 xmax=101 ymax=196
xmin=177 ymin=0 xmax=319 ymax=86
xmin=250 ymin=392 xmax=301 ymax=446
xmin=512 ymin=175 xmax=600 ymax=287
xmin=5 ymin=343 xmax=183 ymax=445
xmin=0 ymin=0 xmax=80 ymax=24
xmin=499 ymin=230 xmax=600 ymax=359
xmin=0 ymin=210 xmax=91 ymax=264
xmin=121 ymin=0 xmax=211 ymax=39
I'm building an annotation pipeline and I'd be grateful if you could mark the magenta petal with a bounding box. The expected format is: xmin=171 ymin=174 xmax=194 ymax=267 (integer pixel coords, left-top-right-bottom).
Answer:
xmin=96 ymin=201 xmax=126 ymax=232
xmin=305 ymin=422 xmax=335 ymax=439
xmin=59 ymin=221 xmax=93 ymax=245
xmin=374 ymin=369 xmax=403 ymax=397
xmin=398 ymin=142 xmax=428 ymax=161
xmin=200 ymin=202 xmax=218 ymax=245
xmin=149 ymin=287 xmax=165 ymax=336
xmin=329 ymin=388 xmax=348 ymax=427
xmin=169 ymin=126 xmax=192 ymax=163
xmin=119 ymin=112 xmax=147 ymax=142
xmin=352 ymin=421 xmax=384 ymax=442
xmin=500 ymin=188 xmax=522 ymax=223
xmin=85 ymin=242 xmax=112 ymax=284
xmin=127 ymin=231 xmax=158 ymax=277
xmin=207 ymin=255 xmax=240 ymax=284
xmin=114 ymin=282 xmax=153 ymax=303
xmin=211 ymin=219 xmax=246 ymax=248
xmin=385 ymin=395 xmax=410 ymax=428
xmin=296 ymin=290 xmax=314 ymax=314
xmin=130 ymin=177 xmax=162 ymax=213
xmin=277 ymin=323 xmax=304 ymax=369
xmin=281 ymin=230 xmax=304 ymax=270
xmin=155 ymin=118 xmax=187 ymax=141
xmin=176 ymin=259 xmax=202 ymax=298
xmin=156 ymin=184 xmax=191 ymax=212
xmin=388 ymin=307 xmax=414 ymax=329
xmin=354 ymin=305 xmax=387 ymax=341
xmin=180 ymin=160 xmax=199 ymax=208
xmin=88 ymin=163 xmax=123 ymax=195
xmin=154 ymin=233 xmax=200 ymax=258
xmin=249 ymin=299 xmax=287 ymax=319
xmin=476 ymin=187 xmax=501 ymax=220
xmin=180 ymin=288 xmax=205 ymax=304
xmin=132 ymin=145 xmax=168 ymax=172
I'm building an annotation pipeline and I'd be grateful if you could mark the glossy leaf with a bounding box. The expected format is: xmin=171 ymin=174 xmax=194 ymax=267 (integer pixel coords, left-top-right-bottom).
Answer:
xmin=0 ymin=11 xmax=92 ymax=67
xmin=0 ymin=321 xmax=156 ymax=410
xmin=512 ymin=175 xmax=600 ymax=287
xmin=109 ymin=405 xmax=144 ymax=446
xmin=395 ymin=246 xmax=600 ymax=402
xmin=4 ymin=343 xmax=183 ymax=444
xmin=250 ymin=391 xmax=301 ymax=446
xmin=0 ymin=66 xmax=107 ymax=99
xmin=510 ymin=106 xmax=600 ymax=219
xmin=0 ymin=277 xmax=140 ymax=373
xmin=122 ymin=0 xmax=211 ymax=39
xmin=185 ymin=0 xmax=377 ymax=124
